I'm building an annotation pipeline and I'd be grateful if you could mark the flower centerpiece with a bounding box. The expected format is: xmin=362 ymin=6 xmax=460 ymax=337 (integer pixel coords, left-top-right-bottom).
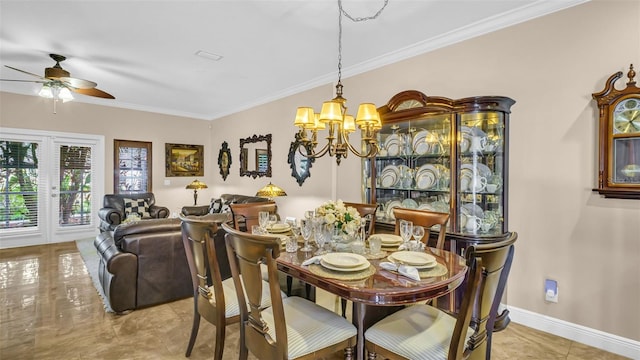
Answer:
xmin=315 ymin=199 xmax=362 ymax=236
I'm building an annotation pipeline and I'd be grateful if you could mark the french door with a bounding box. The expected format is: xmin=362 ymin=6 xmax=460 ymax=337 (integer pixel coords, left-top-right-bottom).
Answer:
xmin=0 ymin=128 xmax=104 ymax=248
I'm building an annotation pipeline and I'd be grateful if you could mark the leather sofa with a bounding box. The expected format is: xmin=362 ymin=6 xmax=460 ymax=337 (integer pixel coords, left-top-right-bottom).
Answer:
xmin=98 ymin=192 xmax=170 ymax=232
xmin=181 ymin=193 xmax=270 ymax=217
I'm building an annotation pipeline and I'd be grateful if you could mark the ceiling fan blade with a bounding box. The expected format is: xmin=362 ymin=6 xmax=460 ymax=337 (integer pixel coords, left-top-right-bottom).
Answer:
xmin=60 ymin=76 xmax=97 ymax=89
xmin=0 ymin=79 xmax=47 ymax=83
xmin=72 ymin=87 xmax=115 ymax=99
xmin=5 ymin=65 xmax=46 ymax=80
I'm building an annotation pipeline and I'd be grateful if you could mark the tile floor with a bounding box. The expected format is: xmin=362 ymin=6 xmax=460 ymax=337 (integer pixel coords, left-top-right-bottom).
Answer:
xmin=0 ymin=241 xmax=630 ymax=359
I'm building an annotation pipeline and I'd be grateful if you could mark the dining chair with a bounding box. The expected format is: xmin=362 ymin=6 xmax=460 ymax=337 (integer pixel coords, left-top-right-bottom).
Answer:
xmin=365 ymin=245 xmax=481 ymax=360
xmin=393 ymin=207 xmax=450 ymax=249
xmin=229 ymin=201 xmax=278 ymax=231
xmin=223 ymin=223 xmax=358 ymax=360
xmin=180 ymin=215 xmax=276 ymax=359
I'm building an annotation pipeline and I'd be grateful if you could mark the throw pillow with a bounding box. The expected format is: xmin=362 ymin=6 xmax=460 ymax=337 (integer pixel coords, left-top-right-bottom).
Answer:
xmin=123 ymin=198 xmax=152 ymax=219
xmin=209 ymin=198 xmax=223 ymax=214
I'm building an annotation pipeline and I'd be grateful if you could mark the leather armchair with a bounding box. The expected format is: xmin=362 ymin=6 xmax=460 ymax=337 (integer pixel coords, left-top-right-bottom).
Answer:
xmin=98 ymin=192 xmax=170 ymax=232
xmin=94 ymin=218 xmax=195 ymax=313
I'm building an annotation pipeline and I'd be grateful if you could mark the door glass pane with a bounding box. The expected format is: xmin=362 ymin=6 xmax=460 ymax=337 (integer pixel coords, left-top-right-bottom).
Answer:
xmin=0 ymin=141 xmax=39 ymax=230
xmin=58 ymin=145 xmax=92 ymax=226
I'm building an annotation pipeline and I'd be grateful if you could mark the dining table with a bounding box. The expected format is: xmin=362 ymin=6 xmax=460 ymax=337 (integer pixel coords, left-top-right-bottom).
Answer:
xmin=276 ymin=243 xmax=468 ymax=360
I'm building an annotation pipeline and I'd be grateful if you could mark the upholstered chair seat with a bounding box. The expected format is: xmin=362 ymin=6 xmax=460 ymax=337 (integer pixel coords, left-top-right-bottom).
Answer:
xmin=365 ymin=304 xmax=475 ymax=360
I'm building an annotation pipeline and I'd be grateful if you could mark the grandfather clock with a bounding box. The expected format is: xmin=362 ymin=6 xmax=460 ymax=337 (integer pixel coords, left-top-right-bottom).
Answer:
xmin=592 ymin=64 xmax=640 ymax=199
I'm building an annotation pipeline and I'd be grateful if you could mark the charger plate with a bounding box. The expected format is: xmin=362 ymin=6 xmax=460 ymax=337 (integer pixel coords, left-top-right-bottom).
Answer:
xmin=308 ymin=263 xmax=376 ymax=280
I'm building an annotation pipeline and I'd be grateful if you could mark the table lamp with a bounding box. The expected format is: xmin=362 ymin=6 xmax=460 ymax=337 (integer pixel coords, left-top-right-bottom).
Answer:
xmin=186 ymin=179 xmax=208 ymax=205
xmin=256 ymin=182 xmax=287 ymax=201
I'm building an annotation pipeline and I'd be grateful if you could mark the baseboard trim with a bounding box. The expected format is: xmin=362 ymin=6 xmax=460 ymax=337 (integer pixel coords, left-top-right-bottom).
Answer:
xmin=507 ymin=305 xmax=640 ymax=359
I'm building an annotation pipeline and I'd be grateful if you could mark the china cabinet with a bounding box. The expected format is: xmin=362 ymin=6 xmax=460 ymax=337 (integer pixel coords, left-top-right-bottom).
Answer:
xmin=362 ymin=90 xmax=515 ymax=244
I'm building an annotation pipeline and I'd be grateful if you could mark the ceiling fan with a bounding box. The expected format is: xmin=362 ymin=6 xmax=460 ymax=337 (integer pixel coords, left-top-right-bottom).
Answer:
xmin=1 ymin=53 xmax=115 ymax=100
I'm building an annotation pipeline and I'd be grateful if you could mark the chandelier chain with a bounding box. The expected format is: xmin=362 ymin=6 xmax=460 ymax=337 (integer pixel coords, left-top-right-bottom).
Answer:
xmin=336 ymin=0 xmax=389 ymax=84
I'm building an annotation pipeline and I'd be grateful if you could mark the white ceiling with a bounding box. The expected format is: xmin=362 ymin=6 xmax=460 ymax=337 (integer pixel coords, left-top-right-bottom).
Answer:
xmin=0 ymin=0 xmax=587 ymax=121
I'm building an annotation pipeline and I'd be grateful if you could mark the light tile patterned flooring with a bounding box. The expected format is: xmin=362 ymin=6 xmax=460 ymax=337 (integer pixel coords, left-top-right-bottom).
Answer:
xmin=0 ymin=241 xmax=630 ymax=359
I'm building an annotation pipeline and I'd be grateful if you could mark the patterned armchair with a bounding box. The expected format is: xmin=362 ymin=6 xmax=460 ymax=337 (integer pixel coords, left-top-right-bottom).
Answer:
xmin=98 ymin=192 xmax=170 ymax=232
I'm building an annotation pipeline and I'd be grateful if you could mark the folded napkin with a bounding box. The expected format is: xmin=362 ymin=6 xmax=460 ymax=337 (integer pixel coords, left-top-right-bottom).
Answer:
xmin=301 ymin=255 xmax=323 ymax=266
xmin=379 ymin=261 xmax=421 ymax=281
xmin=397 ymin=240 xmax=424 ymax=252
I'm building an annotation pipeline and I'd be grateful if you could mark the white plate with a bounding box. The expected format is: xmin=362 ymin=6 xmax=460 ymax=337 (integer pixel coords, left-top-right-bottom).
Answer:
xmin=416 ymin=171 xmax=435 ymax=189
xmin=320 ymin=259 xmax=371 ymax=272
xmin=381 ymin=173 xmax=397 ymax=188
xmin=463 ymin=203 xmax=484 ymax=217
xmin=401 ymin=198 xmax=418 ymax=209
xmin=370 ymin=234 xmax=403 ymax=245
xmin=388 ymin=251 xmax=436 ymax=266
xmin=267 ymin=223 xmax=291 ymax=233
xmin=417 ymin=203 xmax=435 ymax=211
xmin=322 ymin=252 xmax=368 ymax=268
xmin=385 ymin=134 xmax=401 ymax=156
xmin=385 ymin=200 xmax=402 ymax=220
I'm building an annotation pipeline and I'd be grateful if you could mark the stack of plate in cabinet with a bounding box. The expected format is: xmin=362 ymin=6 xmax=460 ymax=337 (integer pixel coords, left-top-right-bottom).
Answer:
xmin=384 ymin=134 xmax=402 ymax=156
xmin=385 ymin=199 xmax=402 ymax=219
xmin=380 ymin=165 xmax=399 ymax=188
xmin=415 ymin=164 xmax=438 ymax=190
xmin=412 ymin=130 xmax=430 ymax=155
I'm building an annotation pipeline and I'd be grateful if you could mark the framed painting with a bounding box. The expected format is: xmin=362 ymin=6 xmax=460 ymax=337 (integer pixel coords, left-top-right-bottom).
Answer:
xmin=165 ymin=143 xmax=204 ymax=177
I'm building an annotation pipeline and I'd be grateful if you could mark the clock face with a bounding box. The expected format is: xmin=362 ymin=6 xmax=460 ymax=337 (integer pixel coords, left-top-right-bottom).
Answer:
xmin=613 ymin=98 xmax=640 ymax=134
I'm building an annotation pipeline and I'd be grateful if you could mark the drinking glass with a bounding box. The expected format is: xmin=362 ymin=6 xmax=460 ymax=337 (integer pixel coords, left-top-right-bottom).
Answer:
xmin=304 ymin=210 xmax=315 ymax=220
xmin=399 ymin=219 xmax=413 ymax=245
xmin=258 ymin=211 xmax=270 ymax=231
xmin=300 ymin=219 xmax=314 ymax=252
xmin=413 ymin=226 xmax=425 ymax=243
xmin=315 ymin=223 xmax=333 ymax=255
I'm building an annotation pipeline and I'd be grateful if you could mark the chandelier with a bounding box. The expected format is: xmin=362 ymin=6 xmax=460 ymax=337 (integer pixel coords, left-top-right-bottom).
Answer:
xmin=293 ymin=0 xmax=388 ymax=165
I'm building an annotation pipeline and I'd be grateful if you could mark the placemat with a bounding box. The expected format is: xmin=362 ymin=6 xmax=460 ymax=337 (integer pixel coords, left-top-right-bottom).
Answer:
xmin=308 ymin=263 xmax=376 ymax=280
xmin=418 ymin=263 xmax=448 ymax=278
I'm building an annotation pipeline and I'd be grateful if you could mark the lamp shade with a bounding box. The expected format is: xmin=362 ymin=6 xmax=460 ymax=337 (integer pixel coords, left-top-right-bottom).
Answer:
xmin=256 ymin=182 xmax=287 ymax=198
xmin=343 ymin=115 xmax=356 ymax=133
xmin=355 ymin=103 xmax=379 ymax=126
xmin=319 ymin=100 xmax=344 ymax=124
xmin=186 ymin=179 xmax=208 ymax=190
xmin=294 ymin=107 xmax=315 ymax=128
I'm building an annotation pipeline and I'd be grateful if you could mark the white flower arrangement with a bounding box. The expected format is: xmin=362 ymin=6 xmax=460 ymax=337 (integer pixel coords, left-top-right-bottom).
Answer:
xmin=315 ymin=199 xmax=361 ymax=235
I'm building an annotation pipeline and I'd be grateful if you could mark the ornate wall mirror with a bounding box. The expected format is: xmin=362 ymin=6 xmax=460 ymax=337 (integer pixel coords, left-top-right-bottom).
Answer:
xmin=240 ymin=134 xmax=272 ymax=178
xmin=288 ymin=132 xmax=315 ymax=186
xmin=218 ymin=141 xmax=232 ymax=181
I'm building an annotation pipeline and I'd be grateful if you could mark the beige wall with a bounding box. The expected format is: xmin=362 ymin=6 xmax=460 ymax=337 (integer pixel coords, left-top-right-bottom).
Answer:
xmin=212 ymin=0 xmax=640 ymax=342
xmin=1 ymin=0 xmax=638 ymax=343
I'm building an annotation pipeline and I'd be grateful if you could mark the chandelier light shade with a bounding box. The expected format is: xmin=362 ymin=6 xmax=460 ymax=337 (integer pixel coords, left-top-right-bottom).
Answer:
xmin=256 ymin=182 xmax=287 ymax=200
xmin=292 ymin=0 xmax=388 ymax=165
xmin=185 ymin=179 xmax=208 ymax=205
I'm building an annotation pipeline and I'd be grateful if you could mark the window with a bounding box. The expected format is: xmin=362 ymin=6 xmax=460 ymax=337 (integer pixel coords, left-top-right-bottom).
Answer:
xmin=114 ymin=140 xmax=152 ymax=194
xmin=0 ymin=141 xmax=39 ymax=229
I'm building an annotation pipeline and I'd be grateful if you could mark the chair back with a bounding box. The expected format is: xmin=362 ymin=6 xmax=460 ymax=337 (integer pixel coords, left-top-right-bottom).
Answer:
xmin=448 ymin=245 xmax=483 ymax=360
xmin=468 ymin=232 xmax=517 ymax=359
xmin=343 ymin=202 xmax=377 ymax=237
xmin=393 ymin=207 xmax=450 ymax=249
xmin=223 ymin=223 xmax=288 ymax=359
xmin=180 ymin=215 xmax=228 ymax=324
xmin=230 ymin=201 xmax=278 ymax=231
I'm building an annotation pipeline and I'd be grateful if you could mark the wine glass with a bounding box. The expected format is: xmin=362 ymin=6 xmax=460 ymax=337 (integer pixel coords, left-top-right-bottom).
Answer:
xmin=413 ymin=226 xmax=425 ymax=243
xmin=258 ymin=211 xmax=270 ymax=231
xmin=399 ymin=219 xmax=413 ymax=246
xmin=305 ymin=210 xmax=315 ymax=220
xmin=300 ymin=219 xmax=314 ymax=252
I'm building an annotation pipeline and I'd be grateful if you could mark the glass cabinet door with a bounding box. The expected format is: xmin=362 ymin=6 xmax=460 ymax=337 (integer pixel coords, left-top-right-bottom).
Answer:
xmin=455 ymin=110 xmax=506 ymax=235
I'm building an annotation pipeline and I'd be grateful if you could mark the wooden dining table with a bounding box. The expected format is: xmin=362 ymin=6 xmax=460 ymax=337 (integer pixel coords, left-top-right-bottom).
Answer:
xmin=276 ymin=246 xmax=468 ymax=360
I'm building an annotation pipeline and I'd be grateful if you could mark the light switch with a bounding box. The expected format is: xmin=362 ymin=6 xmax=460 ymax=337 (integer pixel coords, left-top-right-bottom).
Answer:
xmin=164 ymin=179 xmax=171 ymax=186
xmin=545 ymin=279 xmax=558 ymax=303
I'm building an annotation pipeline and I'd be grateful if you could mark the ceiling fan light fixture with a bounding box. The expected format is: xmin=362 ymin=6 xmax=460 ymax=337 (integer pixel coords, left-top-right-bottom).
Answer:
xmin=38 ymin=84 xmax=53 ymax=98
xmin=59 ymin=87 xmax=74 ymax=102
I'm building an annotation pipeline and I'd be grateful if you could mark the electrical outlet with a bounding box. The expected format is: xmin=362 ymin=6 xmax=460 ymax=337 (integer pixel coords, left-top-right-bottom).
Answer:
xmin=545 ymin=279 xmax=558 ymax=303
